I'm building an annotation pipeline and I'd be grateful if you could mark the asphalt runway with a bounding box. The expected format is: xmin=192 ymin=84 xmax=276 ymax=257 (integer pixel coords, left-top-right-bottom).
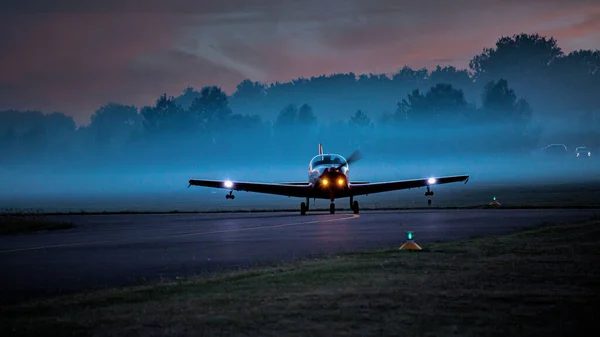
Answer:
xmin=1 ymin=209 xmax=598 ymax=304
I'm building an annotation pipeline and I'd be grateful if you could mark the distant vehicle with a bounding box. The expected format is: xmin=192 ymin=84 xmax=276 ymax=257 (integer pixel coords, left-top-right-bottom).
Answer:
xmin=540 ymin=144 xmax=568 ymax=157
xmin=575 ymin=146 xmax=591 ymax=158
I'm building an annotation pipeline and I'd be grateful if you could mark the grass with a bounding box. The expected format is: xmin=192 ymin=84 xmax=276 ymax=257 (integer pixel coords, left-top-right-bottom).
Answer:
xmin=0 ymin=211 xmax=75 ymax=235
xmin=2 ymin=220 xmax=599 ymax=336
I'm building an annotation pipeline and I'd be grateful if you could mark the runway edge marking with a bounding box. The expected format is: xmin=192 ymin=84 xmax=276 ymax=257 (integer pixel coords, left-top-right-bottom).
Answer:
xmin=0 ymin=214 xmax=359 ymax=254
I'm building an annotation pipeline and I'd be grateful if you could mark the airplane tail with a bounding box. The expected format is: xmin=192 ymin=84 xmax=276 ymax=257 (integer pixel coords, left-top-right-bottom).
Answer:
xmin=318 ymin=143 xmax=323 ymax=155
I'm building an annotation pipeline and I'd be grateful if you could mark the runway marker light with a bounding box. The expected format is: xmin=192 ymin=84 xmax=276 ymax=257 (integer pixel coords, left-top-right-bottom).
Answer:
xmin=493 ymin=196 xmax=496 ymax=201
xmin=400 ymin=231 xmax=421 ymax=251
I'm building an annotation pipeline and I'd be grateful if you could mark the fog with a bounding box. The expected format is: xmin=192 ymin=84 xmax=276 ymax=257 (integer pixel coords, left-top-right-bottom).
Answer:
xmin=1 ymin=33 xmax=599 ymax=212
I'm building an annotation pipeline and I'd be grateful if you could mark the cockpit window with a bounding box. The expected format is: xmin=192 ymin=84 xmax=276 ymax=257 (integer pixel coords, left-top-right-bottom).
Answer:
xmin=310 ymin=154 xmax=346 ymax=168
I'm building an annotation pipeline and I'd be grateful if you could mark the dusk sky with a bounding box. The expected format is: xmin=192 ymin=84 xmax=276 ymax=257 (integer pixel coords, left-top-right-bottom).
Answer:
xmin=2 ymin=0 xmax=600 ymax=125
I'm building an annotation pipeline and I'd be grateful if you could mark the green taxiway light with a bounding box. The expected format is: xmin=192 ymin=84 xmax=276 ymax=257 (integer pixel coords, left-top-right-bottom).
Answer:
xmin=493 ymin=196 xmax=496 ymax=201
xmin=407 ymin=231 xmax=413 ymax=240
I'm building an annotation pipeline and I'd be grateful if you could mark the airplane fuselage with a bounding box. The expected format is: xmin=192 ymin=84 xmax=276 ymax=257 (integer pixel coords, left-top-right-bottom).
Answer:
xmin=308 ymin=154 xmax=351 ymax=200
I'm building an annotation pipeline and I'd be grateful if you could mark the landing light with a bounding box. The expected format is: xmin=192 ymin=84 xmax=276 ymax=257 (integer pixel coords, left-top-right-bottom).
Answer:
xmin=224 ymin=180 xmax=233 ymax=188
xmin=428 ymin=177 xmax=437 ymax=184
xmin=322 ymin=178 xmax=329 ymax=186
xmin=337 ymin=178 xmax=345 ymax=186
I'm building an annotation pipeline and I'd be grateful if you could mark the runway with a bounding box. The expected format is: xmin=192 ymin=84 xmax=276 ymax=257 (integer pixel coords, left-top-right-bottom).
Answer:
xmin=0 ymin=209 xmax=597 ymax=304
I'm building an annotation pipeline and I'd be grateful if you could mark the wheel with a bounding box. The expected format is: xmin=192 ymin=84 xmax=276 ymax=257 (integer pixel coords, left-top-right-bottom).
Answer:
xmin=330 ymin=203 xmax=335 ymax=214
xmin=231 ymin=195 xmax=235 ymax=200
xmin=352 ymin=200 xmax=359 ymax=214
xmin=300 ymin=202 xmax=307 ymax=215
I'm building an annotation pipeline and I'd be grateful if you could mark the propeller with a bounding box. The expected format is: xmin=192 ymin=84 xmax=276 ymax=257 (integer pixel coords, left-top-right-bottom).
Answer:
xmin=336 ymin=149 xmax=363 ymax=170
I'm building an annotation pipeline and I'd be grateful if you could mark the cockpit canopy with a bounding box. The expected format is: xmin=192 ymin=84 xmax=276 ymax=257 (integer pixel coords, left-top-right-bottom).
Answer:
xmin=309 ymin=154 xmax=347 ymax=170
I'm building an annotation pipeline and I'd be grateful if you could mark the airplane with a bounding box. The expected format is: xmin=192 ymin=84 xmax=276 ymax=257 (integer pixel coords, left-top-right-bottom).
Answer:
xmin=188 ymin=143 xmax=469 ymax=215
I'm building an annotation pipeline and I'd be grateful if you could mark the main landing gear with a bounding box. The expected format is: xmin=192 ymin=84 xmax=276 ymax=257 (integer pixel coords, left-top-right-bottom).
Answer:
xmin=299 ymin=197 xmax=360 ymax=215
xmin=350 ymin=196 xmax=359 ymax=214
xmin=300 ymin=197 xmax=309 ymax=215
xmin=425 ymin=186 xmax=434 ymax=205
xmin=225 ymin=191 xmax=235 ymax=200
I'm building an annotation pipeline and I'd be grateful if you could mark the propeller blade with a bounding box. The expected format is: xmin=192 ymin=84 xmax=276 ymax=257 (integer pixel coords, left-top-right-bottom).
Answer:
xmin=336 ymin=150 xmax=362 ymax=170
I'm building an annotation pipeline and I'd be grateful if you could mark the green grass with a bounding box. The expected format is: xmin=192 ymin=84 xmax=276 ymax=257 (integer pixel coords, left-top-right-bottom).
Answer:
xmin=0 ymin=212 xmax=74 ymax=235
xmin=2 ymin=220 xmax=599 ymax=336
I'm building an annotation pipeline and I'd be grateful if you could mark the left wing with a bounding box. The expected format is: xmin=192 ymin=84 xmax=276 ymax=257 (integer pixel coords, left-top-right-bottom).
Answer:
xmin=188 ymin=179 xmax=311 ymax=198
xmin=348 ymin=175 xmax=469 ymax=196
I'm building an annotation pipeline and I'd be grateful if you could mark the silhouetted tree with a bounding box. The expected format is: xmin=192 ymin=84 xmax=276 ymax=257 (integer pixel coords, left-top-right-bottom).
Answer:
xmin=297 ymin=104 xmax=317 ymax=126
xmin=141 ymin=94 xmax=185 ymax=135
xmin=349 ymin=110 xmax=372 ymax=127
xmin=482 ymin=79 xmax=531 ymax=127
xmin=89 ymin=102 xmax=140 ymax=149
xmin=189 ymin=86 xmax=232 ymax=130
xmin=398 ymin=83 xmax=468 ymax=123
xmin=470 ymin=33 xmax=563 ymax=81
xmin=175 ymin=87 xmax=202 ymax=110
xmin=275 ymin=104 xmax=298 ymax=127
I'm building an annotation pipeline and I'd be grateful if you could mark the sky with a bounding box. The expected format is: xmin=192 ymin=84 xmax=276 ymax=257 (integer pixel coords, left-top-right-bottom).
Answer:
xmin=1 ymin=0 xmax=600 ymax=125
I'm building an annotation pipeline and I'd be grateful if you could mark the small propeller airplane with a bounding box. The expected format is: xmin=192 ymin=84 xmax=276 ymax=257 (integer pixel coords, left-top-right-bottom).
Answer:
xmin=188 ymin=144 xmax=469 ymax=215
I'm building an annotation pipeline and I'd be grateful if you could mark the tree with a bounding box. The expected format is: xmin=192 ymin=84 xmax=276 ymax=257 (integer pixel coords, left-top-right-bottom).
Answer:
xmin=189 ymin=86 xmax=232 ymax=130
xmin=469 ymin=33 xmax=563 ymax=81
xmin=349 ymin=110 xmax=372 ymax=127
xmin=481 ymin=79 xmax=533 ymax=139
xmin=231 ymin=79 xmax=266 ymax=101
xmin=141 ymin=94 xmax=185 ymax=134
xmin=275 ymin=104 xmax=298 ymax=127
xmin=175 ymin=87 xmax=202 ymax=110
xmin=89 ymin=102 xmax=140 ymax=148
xmin=297 ymin=104 xmax=317 ymax=126
xmin=397 ymin=83 xmax=468 ymax=123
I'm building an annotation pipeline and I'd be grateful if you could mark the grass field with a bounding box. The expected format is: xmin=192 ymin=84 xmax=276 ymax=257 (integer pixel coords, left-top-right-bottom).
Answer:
xmin=0 ymin=212 xmax=74 ymax=235
xmin=2 ymin=218 xmax=598 ymax=336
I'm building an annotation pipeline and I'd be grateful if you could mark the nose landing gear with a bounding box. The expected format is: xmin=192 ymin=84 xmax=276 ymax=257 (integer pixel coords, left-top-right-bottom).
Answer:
xmin=225 ymin=191 xmax=235 ymax=200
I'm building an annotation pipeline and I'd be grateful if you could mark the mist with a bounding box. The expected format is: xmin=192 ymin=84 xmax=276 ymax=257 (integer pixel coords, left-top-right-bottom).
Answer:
xmin=1 ymin=33 xmax=598 ymax=212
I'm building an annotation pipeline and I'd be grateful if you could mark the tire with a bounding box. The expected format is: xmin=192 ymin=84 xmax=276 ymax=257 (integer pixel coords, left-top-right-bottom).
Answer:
xmin=352 ymin=200 xmax=359 ymax=214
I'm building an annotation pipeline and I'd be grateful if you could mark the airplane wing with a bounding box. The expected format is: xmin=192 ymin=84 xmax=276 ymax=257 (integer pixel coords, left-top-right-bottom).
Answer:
xmin=188 ymin=179 xmax=311 ymax=198
xmin=348 ymin=175 xmax=469 ymax=196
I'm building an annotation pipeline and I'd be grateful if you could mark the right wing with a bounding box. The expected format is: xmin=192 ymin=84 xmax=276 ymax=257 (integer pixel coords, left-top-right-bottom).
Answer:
xmin=349 ymin=175 xmax=469 ymax=196
xmin=188 ymin=179 xmax=312 ymax=198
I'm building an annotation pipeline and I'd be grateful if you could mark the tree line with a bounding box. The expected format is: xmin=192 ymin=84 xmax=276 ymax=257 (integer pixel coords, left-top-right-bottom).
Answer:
xmin=1 ymin=33 xmax=598 ymax=170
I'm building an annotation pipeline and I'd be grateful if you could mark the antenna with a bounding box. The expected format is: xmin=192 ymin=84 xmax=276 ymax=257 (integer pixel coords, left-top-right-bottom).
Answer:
xmin=318 ymin=143 xmax=323 ymax=155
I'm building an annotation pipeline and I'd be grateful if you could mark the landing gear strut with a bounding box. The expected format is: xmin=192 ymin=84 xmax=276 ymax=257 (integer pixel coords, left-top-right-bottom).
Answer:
xmin=425 ymin=186 xmax=434 ymax=205
xmin=300 ymin=197 xmax=309 ymax=215
xmin=350 ymin=196 xmax=359 ymax=214
xmin=225 ymin=191 xmax=235 ymax=200
xmin=330 ymin=202 xmax=335 ymax=214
